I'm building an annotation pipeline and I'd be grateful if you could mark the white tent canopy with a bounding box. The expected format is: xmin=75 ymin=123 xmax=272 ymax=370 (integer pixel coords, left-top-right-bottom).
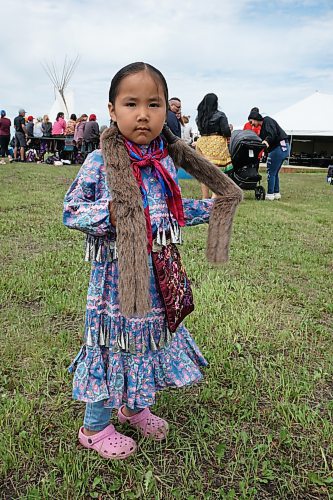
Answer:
xmin=273 ymin=91 xmax=333 ymax=136
xmin=49 ymin=89 xmax=74 ymax=123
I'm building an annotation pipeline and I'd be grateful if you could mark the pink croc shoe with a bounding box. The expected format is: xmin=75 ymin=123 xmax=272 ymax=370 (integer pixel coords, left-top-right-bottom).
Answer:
xmin=78 ymin=424 xmax=136 ymax=459
xmin=117 ymin=406 xmax=169 ymax=441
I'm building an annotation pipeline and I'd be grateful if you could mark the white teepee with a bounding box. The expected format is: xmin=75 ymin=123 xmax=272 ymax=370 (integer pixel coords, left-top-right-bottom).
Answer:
xmin=43 ymin=56 xmax=79 ymax=122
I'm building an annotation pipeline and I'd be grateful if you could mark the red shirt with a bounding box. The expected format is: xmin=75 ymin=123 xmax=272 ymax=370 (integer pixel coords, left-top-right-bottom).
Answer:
xmin=0 ymin=117 xmax=11 ymax=136
xmin=243 ymin=121 xmax=261 ymax=135
xmin=243 ymin=121 xmax=264 ymax=159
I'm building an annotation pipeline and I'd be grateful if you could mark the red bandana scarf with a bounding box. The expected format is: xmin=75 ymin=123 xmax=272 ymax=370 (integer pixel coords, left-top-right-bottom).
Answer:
xmin=124 ymin=136 xmax=185 ymax=253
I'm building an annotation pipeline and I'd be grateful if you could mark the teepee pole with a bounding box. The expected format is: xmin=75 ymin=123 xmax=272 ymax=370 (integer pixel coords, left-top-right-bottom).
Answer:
xmin=42 ymin=56 xmax=80 ymax=119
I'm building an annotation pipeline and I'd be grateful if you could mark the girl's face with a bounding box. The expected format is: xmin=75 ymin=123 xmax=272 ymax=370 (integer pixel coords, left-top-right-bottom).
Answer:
xmin=108 ymin=71 xmax=167 ymax=145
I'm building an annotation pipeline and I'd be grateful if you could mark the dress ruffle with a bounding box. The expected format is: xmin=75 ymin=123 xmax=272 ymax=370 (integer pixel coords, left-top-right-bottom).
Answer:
xmin=69 ymin=325 xmax=207 ymax=409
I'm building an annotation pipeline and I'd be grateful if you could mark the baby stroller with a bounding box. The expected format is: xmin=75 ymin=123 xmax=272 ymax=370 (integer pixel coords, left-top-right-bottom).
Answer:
xmin=228 ymin=130 xmax=266 ymax=200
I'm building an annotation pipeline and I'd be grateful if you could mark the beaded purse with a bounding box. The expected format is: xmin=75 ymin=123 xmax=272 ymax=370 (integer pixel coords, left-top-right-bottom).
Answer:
xmin=152 ymin=243 xmax=194 ymax=333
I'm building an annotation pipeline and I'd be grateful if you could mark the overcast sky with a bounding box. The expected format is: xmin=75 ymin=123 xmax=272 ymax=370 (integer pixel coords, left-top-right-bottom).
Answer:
xmin=1 ymin=0 xmax=333 ymax=130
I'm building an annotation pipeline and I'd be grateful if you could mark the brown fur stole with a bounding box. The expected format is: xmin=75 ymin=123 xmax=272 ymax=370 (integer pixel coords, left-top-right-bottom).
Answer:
xmin=101 ymin=125 xmax=243 ymax=317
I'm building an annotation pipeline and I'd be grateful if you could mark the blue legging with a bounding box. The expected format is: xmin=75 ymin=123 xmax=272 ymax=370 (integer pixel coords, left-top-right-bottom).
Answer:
xmin=267 ymin=143 xmax=290 ymax=194
xmin=84 ymin=400 xmax=143 ymax=431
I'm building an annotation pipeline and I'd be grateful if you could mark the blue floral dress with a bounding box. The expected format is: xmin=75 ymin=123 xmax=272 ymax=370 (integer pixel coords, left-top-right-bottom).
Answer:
xmin=63 ymin=149 xmax=214 ymax=409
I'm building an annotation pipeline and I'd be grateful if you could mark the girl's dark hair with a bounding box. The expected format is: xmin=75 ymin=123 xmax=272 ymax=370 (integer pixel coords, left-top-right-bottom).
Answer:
xmin=196 ymin=93 xmax=218 ymax=133
xmin=109 ymin=62 xmax=168 ymax=107
xmin=56 ymin=112 xmax=64 ymax=121
xmin=70 ymin=113 xmax=77 ymax=120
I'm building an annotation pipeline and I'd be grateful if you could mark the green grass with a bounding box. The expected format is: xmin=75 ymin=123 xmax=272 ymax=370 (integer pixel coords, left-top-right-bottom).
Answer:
xmin=0 ymin=163 xmax=332 ymax=499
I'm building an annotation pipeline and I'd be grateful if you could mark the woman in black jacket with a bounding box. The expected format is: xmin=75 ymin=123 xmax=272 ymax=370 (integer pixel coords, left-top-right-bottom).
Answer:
xmin=249 ymin=111 xmax=290 ymax=200
xmin=196 ymin=93 xmax=231 ymax=198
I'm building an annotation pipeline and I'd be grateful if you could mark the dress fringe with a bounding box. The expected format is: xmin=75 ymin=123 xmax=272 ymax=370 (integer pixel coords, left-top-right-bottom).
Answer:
xmin=85 ymin=221 xmax=182 ymax=263
xmin=85 ymin=312 xmax=175 ymax=354
xmin=85 ymin=235 xmax=117 ymax=262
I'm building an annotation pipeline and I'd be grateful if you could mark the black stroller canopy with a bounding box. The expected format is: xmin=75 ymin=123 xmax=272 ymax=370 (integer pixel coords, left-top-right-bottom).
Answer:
xmin=229 ymin=130 xmax=263 ymax=160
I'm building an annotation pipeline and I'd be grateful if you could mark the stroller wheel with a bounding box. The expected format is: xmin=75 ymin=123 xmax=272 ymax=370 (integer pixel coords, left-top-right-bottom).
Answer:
xmin=255 ymin=186 xmax=266 ymax=200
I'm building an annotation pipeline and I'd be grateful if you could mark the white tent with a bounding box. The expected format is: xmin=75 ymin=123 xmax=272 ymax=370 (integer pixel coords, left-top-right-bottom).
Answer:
xmin=49 ymin=88 xmax=74 ymax=123
xmin=273 ymin=91 xmax=333 ymax=136
xmin=43 ymin=56 xmax=79 ymax=123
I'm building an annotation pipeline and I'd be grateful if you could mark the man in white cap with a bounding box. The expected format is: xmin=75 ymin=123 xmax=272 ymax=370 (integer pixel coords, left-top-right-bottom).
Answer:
xmin=13 ymin=108 xmax=28 ymax=161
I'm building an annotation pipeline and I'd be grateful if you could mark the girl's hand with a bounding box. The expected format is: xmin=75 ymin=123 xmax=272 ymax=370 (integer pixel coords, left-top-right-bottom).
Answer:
xmin=109 ymin=201 xmax=117 ymax=226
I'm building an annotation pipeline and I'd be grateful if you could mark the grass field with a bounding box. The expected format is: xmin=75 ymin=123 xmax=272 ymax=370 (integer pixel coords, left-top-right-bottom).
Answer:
xmin=0 ymin=163 xmax=332 ymax=499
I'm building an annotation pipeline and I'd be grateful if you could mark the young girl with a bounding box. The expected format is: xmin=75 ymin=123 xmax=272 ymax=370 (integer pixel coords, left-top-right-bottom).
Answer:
xmin=63 ymin=62 xmax=242 ymax=459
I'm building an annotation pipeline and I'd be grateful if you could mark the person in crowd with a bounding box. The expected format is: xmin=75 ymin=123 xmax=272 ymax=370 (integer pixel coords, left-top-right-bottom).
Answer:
xmin=63 ymin=61 xmax=242 ymax=460
xmin=181 ymin=115 xmax=193 ymax=145
xmin=83 ymin=113 xmax=100 ymax=154
xmin=243 ymin=107 xmax=264 ymax=161
xmin=167 ymin=97 xmax=182 ymax=137
xmin=33 ymin=117 xmax=44 ymax=138
xmin=248 ymin=111 xmax=290 ymax=200
xmin=42 ymin=115 xmax=52 ymax=137
xmin=74 ymin=114 xmax=88 ymax=151
xmin=13 ymin=108 xmax=28 ymax=162
xmin=41 ymin=115 xmax=53 ymax=153
xmin=244 ymin=107 xmax=261 ymax=135
xmin=65 ymin=114 xmax=77 ymax=136
xmin=52 ymin=112 xmax=67 ymax=135
xmin=195 ymin=93 xmax=231 ymax=198
xmin=52 ymin=112 xmax=67 ymax=153
xmin=30 ymin=117 xmax=44 ymax=161
xmin=0 ymin=110 xmax=11 ymax=160
xmin=26 ymin=116 xmax=34 ymax=138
